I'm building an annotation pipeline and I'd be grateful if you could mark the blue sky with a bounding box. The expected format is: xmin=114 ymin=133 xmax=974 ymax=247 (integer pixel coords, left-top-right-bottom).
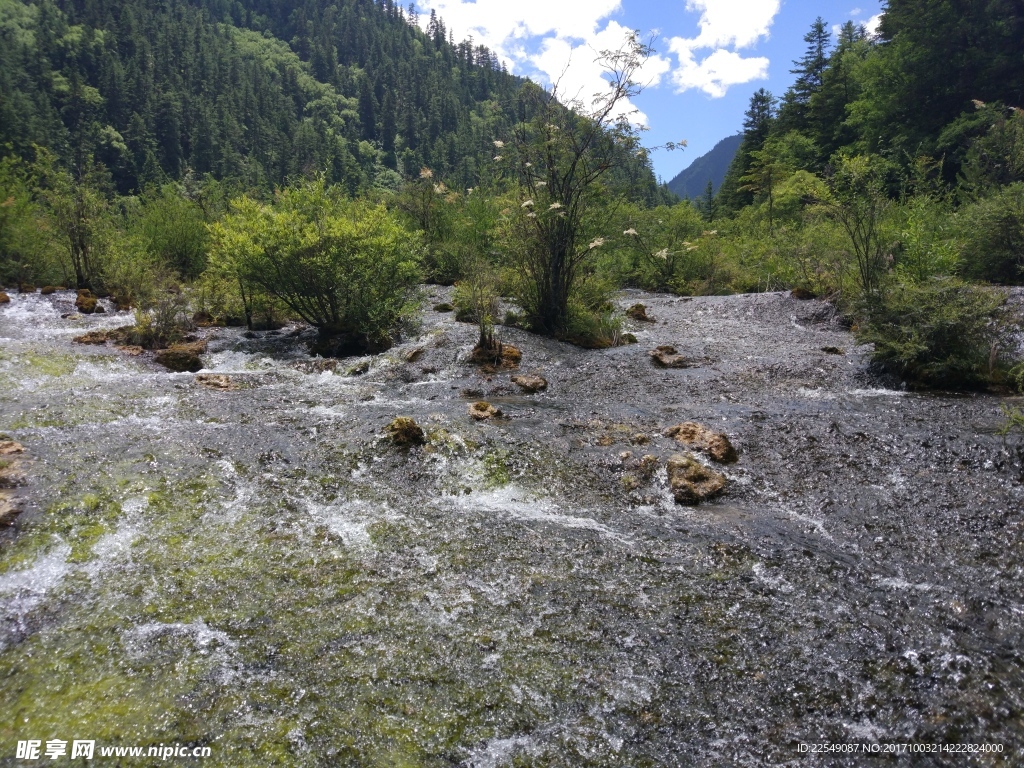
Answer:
xmin=412 ymin=0 xmax=883 ymax=181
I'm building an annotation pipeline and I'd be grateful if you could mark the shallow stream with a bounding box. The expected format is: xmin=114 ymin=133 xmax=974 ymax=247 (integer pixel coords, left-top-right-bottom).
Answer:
xmin=1 ymin=289 xmax=1022 ymax=766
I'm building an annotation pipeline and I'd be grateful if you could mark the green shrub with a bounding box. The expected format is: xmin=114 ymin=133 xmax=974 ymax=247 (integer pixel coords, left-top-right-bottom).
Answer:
xmin=855 ymin=277 xmax=1012 ymax=389
xmin=958 ymin=183 xmax=1024 ymax=284
xmin=209 ymin=178 xmax=421 ymax=352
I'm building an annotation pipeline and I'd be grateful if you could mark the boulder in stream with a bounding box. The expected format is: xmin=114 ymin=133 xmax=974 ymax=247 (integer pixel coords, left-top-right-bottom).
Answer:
xmin=666 ymin=453 xmax=726 ymax=505
xmin=75 ymin=293 xmax=98 ymax=314
xmin=664 ymin=422 xmax=738 ymax=463
xmin=649 ymin=345 xmax=690 ymax=368
xmin=626 ymin=303 xmax=654 ymax=322
xmin=386 ymin=417 xmax=426 ymax=447
xmin=511 ymin=374 xmax=548 ymax=393
xmin=468 ymin=401 xmax=502 ymax=421
xmin=0 ymin=292 xmax=9 ymax=304
xmin=154 ymin=341 xmax=208 ymax=373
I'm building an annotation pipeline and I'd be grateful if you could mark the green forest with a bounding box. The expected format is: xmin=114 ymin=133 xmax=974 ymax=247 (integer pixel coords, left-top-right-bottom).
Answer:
xmin=0 ymin=0 xmax=1022 ymax=394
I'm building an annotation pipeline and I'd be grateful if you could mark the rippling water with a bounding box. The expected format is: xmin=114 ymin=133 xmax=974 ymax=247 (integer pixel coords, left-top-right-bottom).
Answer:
xmin=1 ymin=289 xmax=1022 ymax=766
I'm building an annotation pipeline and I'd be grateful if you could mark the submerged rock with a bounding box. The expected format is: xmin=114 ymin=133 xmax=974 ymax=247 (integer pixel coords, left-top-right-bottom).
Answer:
xmin=154 ymin=341 xmax=207 ymax=373
xmin=196 ymin=374 xmax=237 ymax=391
xmin=511 ymin=374 xmax=548 ymax=393
xmin=468 ymin=401 xmax=502 ymax=420
xmin=664 ymin=422 xmax=739 ymax=464
xmin=649 ymin=345 xmax=690 ymax=368
xmin=0 ymin=492 xmax=19 ymax=526
xmin=666 ymin=453 xmax=726 ymax=505
xmin=386 ymin=417 xmax=426 ymax=447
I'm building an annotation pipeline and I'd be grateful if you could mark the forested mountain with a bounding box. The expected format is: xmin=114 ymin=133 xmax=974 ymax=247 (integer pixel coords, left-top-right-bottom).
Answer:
xmin=0 ymin=0 xmax=539 ymax=194
xmin=666 ymin=134 xmax=741 ymax=200
xmin=717 ymin=6 xmax=1024 ymax=215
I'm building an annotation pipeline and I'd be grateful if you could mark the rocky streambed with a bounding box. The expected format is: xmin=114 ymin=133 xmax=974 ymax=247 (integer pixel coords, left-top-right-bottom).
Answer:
xmin=0 ymin=288 xmax=1022 ymax=766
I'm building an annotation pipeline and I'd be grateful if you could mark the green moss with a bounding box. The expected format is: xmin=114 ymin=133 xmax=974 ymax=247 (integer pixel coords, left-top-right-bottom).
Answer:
xmin=481 ymin=447 xmax=512 ymax=488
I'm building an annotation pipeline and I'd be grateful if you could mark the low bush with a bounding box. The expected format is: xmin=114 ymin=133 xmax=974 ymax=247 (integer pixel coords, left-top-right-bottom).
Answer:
xmin=855 ymin=277 xmax=1015 ymax=389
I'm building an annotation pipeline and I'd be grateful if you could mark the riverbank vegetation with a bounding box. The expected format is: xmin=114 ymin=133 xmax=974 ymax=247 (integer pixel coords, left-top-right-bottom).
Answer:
xmin=0 ymin=0 xmax=1021 ymax=390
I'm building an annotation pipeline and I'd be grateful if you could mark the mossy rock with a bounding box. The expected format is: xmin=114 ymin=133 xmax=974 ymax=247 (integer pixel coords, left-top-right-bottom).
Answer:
xmin=649 ymin=345 xmax=689 ymax=368
xmin=666 ymin=453 xmax=726 ymax=505
xmin=40 ymin=285 xmax=57 ymax=295
xmin=0 ymin=292 xmax=9 ymax=304
xmin=468 ymin=401 xmax=502 ymax=421
xmin=510 ymin=374 xmax=547 ymax=393
xmin=19 ymin=283 xmax=36 ymax=293
xmin=469 ymin=342 xmax=521 ymax=370
xmin=386 ymin=417 xmax=425 ymax=447
xmin=664 ymin=422 xmax=738 ymax=464
xmin=433 ymin=302 xmax=454 ymax=312
xmin=75 ymin=295 xmax=98 ymax=314
xmin=154 ymin=341 xmax=208 ymax=373
xmin=626 ymin=303 xmax=653 ymax=322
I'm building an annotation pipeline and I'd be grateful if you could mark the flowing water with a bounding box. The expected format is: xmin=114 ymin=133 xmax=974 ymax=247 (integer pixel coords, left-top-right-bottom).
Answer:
xmin=1 ymin=289 xmax=1022 ymax=766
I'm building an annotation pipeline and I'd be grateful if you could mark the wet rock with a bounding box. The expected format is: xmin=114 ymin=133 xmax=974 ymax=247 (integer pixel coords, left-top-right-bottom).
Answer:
xmin=346 ymin=360 xmax=371 ymax=376
xmin=666 ymin=453 xmax=726 ymax=505
xmin=0 ymin=459 xmax=26 ymax=489
xmin=470 ymin=342 xmax=521 ymax=371
xmin=0 ymin=492 xmax=20 ymax=526
xmin=40 ymin=285 xmax=57 ymax=295
xmin=649 ymin=345 xmax=690 ymax=368
xmin=511 ymin=374 xmax=548 ymax=393
xmin=19 ymin=283 xmax=35 ymax=293
xmin=75 ymin=292 xmax=98 ymax=314
xmin=154 ymin=341 xmax=207 ymax=373
xmin=386 ymin=417 xmax=425 ymax=447
xmin=308 ymin=332 xmax=386 ymax=359
xmin=664 ymin=422 xmax=739 ymax=463
xmin=433 ymin=302 xmax=454 ymax=312
xmin=626 ymin=303 xmax=654 ymax=322
xmin=821 ymin=346 xmax=844 ymax=355
xmin=405 ymin=347 xmax=425 ymax=363
xmin=94 ymin=304 xmax=105 ymax=313
xmin=468 ymin=401 xmax=502 ymax=420
xmin=0 ymin=439 xmax=25 ymax=456
xmin=196 ymin=374 xmax=237 ymax=391
xmin=791 ymin=287 xmax=816 ymax=300
xmin=0 ymin=292 xmax=9 ymax=304
xmin=73 ymin=330 xmax=112 ymax=345
xmin=116 ymin=345 xmax=145 ymax=356
xmin=290 ymin=359 xmax=340 ymax=374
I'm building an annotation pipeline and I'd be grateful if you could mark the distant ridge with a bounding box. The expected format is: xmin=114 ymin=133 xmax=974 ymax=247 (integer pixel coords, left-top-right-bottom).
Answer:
xmin=667 ymin=134 xmax=743 ymax=200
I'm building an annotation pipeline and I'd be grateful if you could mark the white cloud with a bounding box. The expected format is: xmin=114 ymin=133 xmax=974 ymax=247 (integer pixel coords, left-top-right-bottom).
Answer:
xmin=864 ymin=13 xmax=882 ymax=38
xmin=667 ymin=0 xmax=779 ymax=97
xmin=415 ymin=0 xmax=778 ymax=109
xmin=669 ymin=47 xmax=769 ymax=98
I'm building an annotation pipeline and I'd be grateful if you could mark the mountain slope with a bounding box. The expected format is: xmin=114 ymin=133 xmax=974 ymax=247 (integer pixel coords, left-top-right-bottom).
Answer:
xmin=0 ymin=0 xmax=524 ymax=194
xmin=667 ymin=134 xmax=742 ymax=200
